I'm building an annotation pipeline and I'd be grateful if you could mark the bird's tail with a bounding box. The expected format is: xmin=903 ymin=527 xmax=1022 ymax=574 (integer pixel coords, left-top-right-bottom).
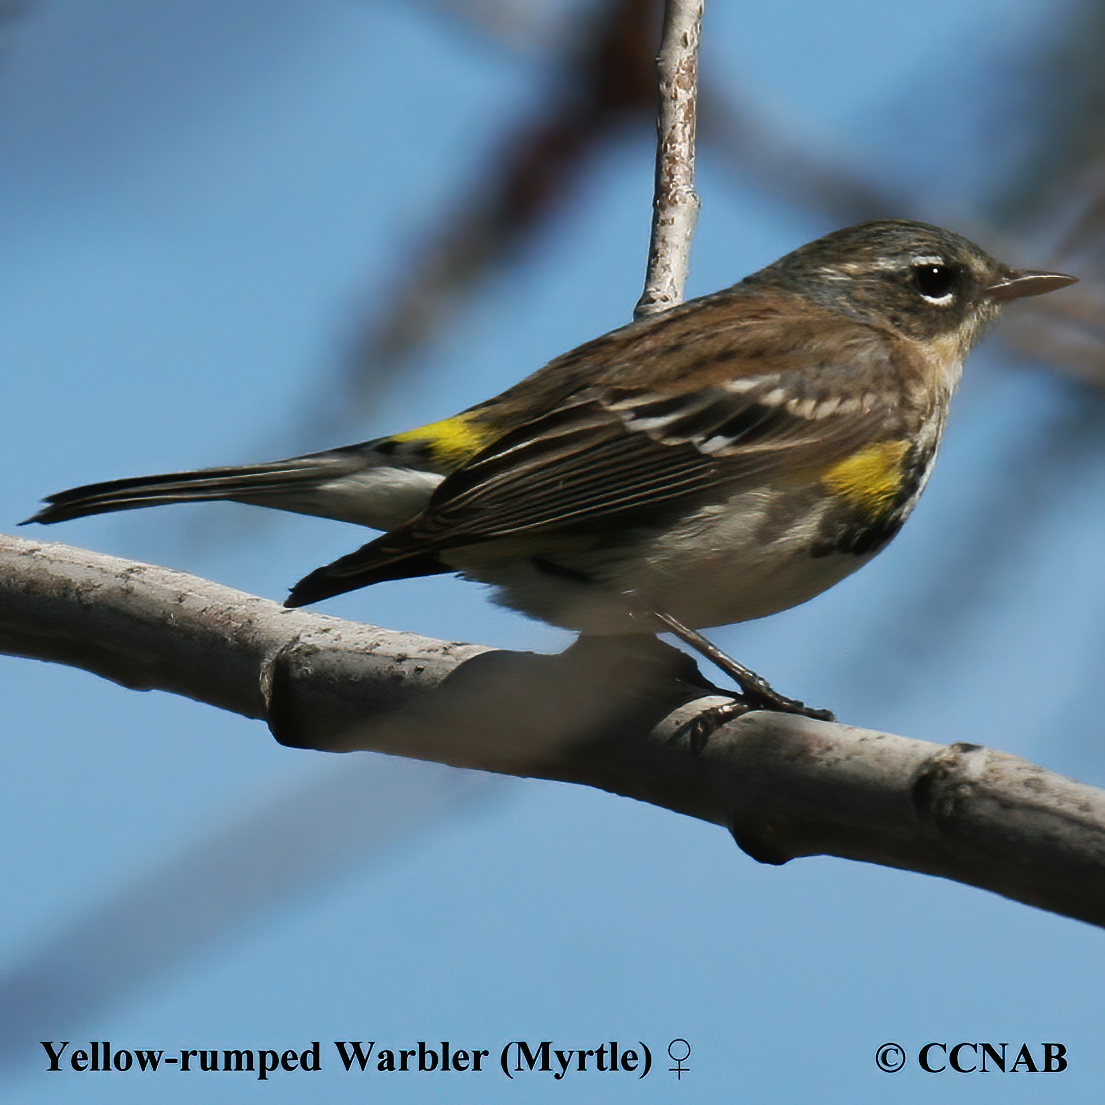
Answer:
xmin=22 ymin=441 xmax=441 ymax=530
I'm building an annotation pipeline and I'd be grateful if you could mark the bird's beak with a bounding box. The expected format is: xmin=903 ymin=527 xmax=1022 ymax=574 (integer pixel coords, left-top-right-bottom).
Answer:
xmin=987 ymin=269 xmax=1078 ymax=301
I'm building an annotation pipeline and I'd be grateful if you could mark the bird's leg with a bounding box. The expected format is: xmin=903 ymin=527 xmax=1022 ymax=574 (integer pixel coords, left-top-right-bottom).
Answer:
xmin=651 ymin=609 xmax=835 ymax=724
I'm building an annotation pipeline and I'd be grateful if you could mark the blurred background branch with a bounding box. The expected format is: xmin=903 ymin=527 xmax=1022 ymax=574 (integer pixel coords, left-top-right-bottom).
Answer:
xmin=323 ymin=0 xmax=1103 ymax=440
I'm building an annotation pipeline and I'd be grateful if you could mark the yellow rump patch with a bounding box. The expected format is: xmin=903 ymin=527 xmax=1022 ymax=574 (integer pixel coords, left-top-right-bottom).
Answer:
xmin=822 ymin=440 xmax=910 ymax=519
xmin=390 ymin=413 xmax=492 ymax=467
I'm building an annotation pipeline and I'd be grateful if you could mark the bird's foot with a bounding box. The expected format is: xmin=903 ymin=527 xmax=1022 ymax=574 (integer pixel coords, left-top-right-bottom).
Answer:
xmin=676 ymin=688 xmax=834 ymax=754
xmin=646 ymin=608 xmax=834 ymax=748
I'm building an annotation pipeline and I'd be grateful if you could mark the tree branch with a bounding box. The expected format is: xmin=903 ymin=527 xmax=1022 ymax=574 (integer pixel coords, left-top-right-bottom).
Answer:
xmin=4 ymin=533 xmax=1105 ymax=927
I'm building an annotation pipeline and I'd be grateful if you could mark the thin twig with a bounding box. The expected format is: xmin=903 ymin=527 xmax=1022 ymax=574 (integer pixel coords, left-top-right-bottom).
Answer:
xmin=634 ymin=0 xmax=702 ymax=318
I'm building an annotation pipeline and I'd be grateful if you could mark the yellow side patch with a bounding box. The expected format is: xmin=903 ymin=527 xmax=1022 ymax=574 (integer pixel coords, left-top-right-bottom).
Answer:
xmin=822 ymin=441 xmax=910 ymax=519
xmin=390 ymin=413 xmax=493 ymax=467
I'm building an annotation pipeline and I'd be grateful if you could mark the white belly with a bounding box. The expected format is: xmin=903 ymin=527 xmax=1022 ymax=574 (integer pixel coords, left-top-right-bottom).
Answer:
xmin=442 ymin=486 xmax=877 ymax=634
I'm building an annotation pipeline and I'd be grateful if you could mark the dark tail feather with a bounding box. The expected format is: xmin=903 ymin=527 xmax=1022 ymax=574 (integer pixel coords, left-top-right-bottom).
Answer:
xmin=285 ymin=540 xmax=448 ymax=607
xmin=22 ymin=457 xmax=362 ymax=526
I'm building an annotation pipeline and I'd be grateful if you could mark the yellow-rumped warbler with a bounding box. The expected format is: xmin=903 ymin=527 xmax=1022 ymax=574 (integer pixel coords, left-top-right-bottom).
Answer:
xmin=26 ymin=221 xmax=1075 ymax=718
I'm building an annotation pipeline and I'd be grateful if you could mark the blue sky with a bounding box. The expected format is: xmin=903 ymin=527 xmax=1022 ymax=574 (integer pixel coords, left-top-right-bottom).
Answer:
xmin=2 ymin=1 xmax=1102 ymax=1101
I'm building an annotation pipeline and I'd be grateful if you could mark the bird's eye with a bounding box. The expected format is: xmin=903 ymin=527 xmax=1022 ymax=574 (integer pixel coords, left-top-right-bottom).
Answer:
xmin=913 ymin=263 xmax=958 ymax=302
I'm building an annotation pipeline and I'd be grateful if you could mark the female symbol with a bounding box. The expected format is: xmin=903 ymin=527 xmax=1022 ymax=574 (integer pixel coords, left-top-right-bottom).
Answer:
xmin=668 ymin=1038 xmax=691 ymax=1079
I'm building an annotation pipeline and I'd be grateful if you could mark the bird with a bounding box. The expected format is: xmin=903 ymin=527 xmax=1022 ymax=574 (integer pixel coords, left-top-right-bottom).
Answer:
xmin=25 ymin=220 xmax=1076 ymax=720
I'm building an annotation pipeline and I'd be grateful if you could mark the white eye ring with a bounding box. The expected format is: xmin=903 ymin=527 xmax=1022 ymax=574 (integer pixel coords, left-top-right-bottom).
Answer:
xmin=920 ymin=289 xmax=955 ymax=306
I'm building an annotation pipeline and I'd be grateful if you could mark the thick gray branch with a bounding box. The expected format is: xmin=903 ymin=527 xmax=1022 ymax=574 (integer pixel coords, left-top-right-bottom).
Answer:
xmin=634 ymin=0 xmax=702 ymax=318
xmin=3 ymin=533 xmax=1105 ymax=928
